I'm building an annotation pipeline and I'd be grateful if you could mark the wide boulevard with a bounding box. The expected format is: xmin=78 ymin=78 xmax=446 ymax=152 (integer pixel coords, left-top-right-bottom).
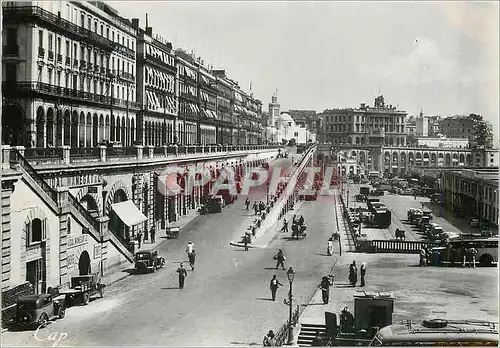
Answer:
xmin=3 ymin=151 xmax=342 ymax=347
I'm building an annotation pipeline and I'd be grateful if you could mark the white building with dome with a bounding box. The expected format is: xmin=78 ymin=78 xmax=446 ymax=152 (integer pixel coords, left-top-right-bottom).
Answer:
xmin=264 ymin=93 xmax=316 ymax=144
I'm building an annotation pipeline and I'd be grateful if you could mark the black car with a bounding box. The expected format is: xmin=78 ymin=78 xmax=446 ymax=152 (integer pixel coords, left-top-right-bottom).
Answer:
xmin=15 ymin=294 xmax=66 ymax=328
xmin=134 ymin=249 xmax=166 ymax=273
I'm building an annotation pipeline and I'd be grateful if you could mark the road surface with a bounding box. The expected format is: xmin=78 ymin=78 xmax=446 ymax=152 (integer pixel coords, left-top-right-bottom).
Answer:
xmin=3 ymin=152 xmax=342 ymax=347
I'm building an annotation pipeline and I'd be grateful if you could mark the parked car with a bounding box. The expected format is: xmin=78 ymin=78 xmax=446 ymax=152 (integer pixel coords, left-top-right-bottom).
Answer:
xmin=59 ymin=273 xmax=105 ymax=306
xmin=15 ymin=294 xmax=66 ymax=328
xmin=134 ymin=249 xmax=166 ymax=273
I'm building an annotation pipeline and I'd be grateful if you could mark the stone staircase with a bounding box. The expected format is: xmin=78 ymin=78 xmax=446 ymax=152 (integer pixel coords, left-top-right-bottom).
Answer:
xmin=297 ymin=323 xmax=328 ymax=347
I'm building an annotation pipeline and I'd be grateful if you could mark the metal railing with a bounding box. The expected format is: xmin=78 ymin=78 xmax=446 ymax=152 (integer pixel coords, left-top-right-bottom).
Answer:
xmin=69 ymin=147 xmax=99 ymax=158
xmin=12 ymin=151 xmax=58 ymax=202
xmin=24 ymin=147 xmax=63 ymax=159
xmin=67 ymin=193 xmax=101 ymax=232
xmin=273 ymin=305 xmax=300 ymax=346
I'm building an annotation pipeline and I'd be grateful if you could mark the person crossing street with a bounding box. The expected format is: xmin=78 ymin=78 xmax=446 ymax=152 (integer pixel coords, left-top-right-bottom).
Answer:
xmin=188 ymin=250 xmax=196 ymax=271
xmin=269 ymin=275 xmax=283 ymax=301
xmin=274 ymin=249 xmax=286 ymax=270
xmin=176 ymin=263 xmax=188 ymax=289
xmin=186 ymin=241 xmax=194 ymax=257
xmin=281 ymin=219 xmax=289 ymax=233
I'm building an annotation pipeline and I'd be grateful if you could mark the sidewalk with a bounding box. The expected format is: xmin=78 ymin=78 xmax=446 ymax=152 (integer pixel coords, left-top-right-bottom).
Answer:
xmin=102 ymin=211 xmax=200 ymax=286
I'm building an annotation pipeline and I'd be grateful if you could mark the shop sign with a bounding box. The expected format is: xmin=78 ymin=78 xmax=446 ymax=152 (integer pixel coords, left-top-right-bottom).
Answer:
xmin=47 ymin=174 xmax=104 ymax=188
xmin=26 ymin=246 xmax=42 ymax=262
xmin=67 ymin=234 xmax=88 ymax=248
xmin=88 ymin=186 xmax=98 ymax=194
xmin=66 ymin=245 xmax=86 ymax=269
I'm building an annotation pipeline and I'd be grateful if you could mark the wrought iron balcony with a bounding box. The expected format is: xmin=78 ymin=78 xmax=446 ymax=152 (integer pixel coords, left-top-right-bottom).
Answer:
xmin=94 ymin=64 xmax=100 ymax=73
xmin=65 ymin=56 xmax=71 ymax=65
xmin=57 ymin=53 xmax=63 ymax=63
xmin=2 ymin=6 xmax=119 ymax=53
xmin=80 ymin=60 xmax=86 ymax=69
xmin=38 ymin=47 xmax=45 ymax=58
xmin=3 ymin=45 xmax=19 ymax=56
xmin=100 ymin=67 xmax=106 ymax=74
xmin=73 ymin=59 xmax=78 ymax=67
xmin=2 ymin=81 xmax=141 ymax=110
xmin=48 ymin=51 xmax=54 ymax=61
xmin=88 ymin=62 xmax=93 ymax=71
xmin=117 ymin=70 xmax=135 ymax=82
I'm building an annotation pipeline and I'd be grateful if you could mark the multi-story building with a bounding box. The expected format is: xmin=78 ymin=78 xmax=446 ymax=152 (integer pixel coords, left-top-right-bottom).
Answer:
xmin=406 ymin=116 xmax=416 ymax=135
xmin=439 ymin=115 xmax=474 ymax=141
xmin=134 ymin=20 xmax=177 ymax=146
xmin=268 ymin=92 xmax=280 ymax=127
xmin=246 ymin=94 xmax=263 ymax=144
xmin=428 ymin=115 xmax=441 ymax=136
xmin=2 ymin=1 xmax=139 ymax=148
xmin=320 ymin=95 xmax=407 ymax=146
xmin=197 ymin=65 xmax=218 ymax=144
xmin=442 ymin=167 xmax=499 ymax=227
xmin=176 ymin=53 xmax=199 ymax=145
xmin=288 ymin=110 xmax=319 ymax=133
xmin=415 ymin=114 xmax=429 ymax=137
xmin=213 ymin=70 xmax=235 ymax=144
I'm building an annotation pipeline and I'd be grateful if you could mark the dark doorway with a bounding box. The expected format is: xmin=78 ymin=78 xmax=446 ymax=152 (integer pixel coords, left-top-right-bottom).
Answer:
xmin=26 ymin=258 xmax=46 ymax=294
xmin=78 ymin=250 xmax=91 ymax=275
xmin=109 ymin=189 xmax=128 ymax=240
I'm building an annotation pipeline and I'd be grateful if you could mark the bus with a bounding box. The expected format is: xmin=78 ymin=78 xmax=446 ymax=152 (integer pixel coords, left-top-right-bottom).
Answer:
xmin=370 ymin=319 xmax=498 ymax=346
xmin=447 ymin=237 xmax=498 ymax=266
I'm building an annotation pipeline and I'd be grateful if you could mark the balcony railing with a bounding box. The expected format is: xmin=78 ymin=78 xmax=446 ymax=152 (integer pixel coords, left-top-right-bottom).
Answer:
xmin=57 ymin=53 xmax=62 ymax=63
xmin=65 ymin=56 xmax=71 ymax=65
xmin=88 ymin=62 xmax=93 ymax=71
xmin=48 ymin=51 xmax=54 ymax=60
xmin=3 ymin=6 xmax=118 ymax=52
xmin=80 ymin=60 xmax=86 ymax=69
xmin=38 ymin=47 xmax=45 ymax=58
xmin=1 ymin=81 xmax=142 ymax=110
xmin=73 ymin=59 xmax=78 ymax=67
xmin=117 ymin=70 xmax=135 ymax=82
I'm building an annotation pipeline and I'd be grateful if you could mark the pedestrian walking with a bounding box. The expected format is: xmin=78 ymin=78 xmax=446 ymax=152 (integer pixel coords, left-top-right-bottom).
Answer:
xmin=150 ymin=226 xmax=156 ymax=244
xmin=253 ymin=202 xmax=258 ymax=215
xmin=421 ymin=202 xmax=425 ymax=209
xmin=360 ymin=262 xmax=367 ymax=287
xmin=327 ymin=238 xmax=334 ymax=256
xmin=244 ymin=233 xmax=250 ymax=251
xmin=176 ymin=263 xmax=188 ymax=289
xmin=319 ymin=276 xmax=331 ymax=304
xmin=186 ymin=241 xmax=194 ymax=257
xmin=245 ymin=197 xmax=251 ymax=211
xmin=263 ymin=330 xmax=275 ymax=346
xmin=419 ymin=247 xmax=426 ymax=267
xmin=281 ymin=219 xmax=289 ymax=233
xmin=348 ymin=260 xmax=357 ymax=287
xmin=469 ymin=247 xmax=477 ymax=268
xmin=136 ymin=231 xmax=143 ymax=249
xmin=269 ymin=275 xmax=283 ymax=301
xmin=188 ymin=250 xmax=196 ymax=271
xmin=462 ymin=247 xmax=468 ymax=267
xmin=274 ymin=249 xmax=286 ymax=270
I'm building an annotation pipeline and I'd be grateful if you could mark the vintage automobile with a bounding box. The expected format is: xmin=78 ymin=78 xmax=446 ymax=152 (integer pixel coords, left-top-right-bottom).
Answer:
xmin=134 ymin=249 xmax=166 ymax=273
xmin=15 ymin=294 xmax=66 ymax=328
xmin=59 ymin=273 xmax=105 ymax=306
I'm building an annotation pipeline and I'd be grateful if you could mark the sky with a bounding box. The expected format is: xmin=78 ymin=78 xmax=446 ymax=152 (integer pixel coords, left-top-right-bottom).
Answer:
xmin=112 ymin=1 xmax=499 ymax=140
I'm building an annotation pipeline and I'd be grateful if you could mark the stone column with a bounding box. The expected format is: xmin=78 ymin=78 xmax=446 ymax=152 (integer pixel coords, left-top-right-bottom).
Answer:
xmin=55 ymin=186 xmax=70 ymax=286
xmin=97 ymin=216 xmax=110 ymax=276
xmin=147 ymin=145 xmax=154 ymax=159
xmin=99 ymin=145 xmax=107 ymax=162
xmin=2 ymin=145 xmax=11 ymax=171
xmin=62 ymin=145 xmax=70 ymax=164
xmin=135 ymin=145 xmax=144 ymax=161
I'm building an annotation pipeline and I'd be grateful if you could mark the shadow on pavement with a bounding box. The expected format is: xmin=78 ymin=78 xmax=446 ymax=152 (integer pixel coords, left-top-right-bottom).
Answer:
xmin=230 ymin=341 xmax=260 ymax=346
xmin=255 ymin=297 xmax=273 ymax=301
xmin=263 ymin=267 xmax=281 ymax=270
xmin=335 ymin=284 xmax=355 ymax=288
xmin=161 ymin=287 xmax=181 ymax=290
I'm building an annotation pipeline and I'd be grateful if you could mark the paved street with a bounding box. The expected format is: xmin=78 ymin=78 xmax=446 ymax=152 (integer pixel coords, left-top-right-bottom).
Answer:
xmin=2 ymin=153 xmax=341 ymax=347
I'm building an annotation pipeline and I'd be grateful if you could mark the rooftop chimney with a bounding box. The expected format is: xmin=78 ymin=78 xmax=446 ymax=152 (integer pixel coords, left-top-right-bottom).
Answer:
xmin=131 ymin=18 xmax=139 ymax=30
xmin=146 ymin=27 xmax=152 ymax=36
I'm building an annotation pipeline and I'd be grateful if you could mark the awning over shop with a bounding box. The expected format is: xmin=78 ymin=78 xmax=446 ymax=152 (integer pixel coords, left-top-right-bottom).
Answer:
xmin=111 ymin=201 xmax=147 ymax=227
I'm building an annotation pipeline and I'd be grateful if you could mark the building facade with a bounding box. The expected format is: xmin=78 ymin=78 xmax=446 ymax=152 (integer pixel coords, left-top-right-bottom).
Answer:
xmin=135 ymin=21 xmax=177 ymax=146
xmin=319 ymin=95 xmax=407 ymax=147
xmin=442 ymin=168 xmax=499 ymax=227
xmin=439 ymin=115 xmax=474 ymax=142
xmin=417 ymin=137 xmax=469 ymax=148
xmin=2 ymin=1 xmax=139 ymax=148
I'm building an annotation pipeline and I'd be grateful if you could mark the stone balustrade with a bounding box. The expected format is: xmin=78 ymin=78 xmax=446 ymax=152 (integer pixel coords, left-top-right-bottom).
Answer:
xmin=3 ymin=144 xmax=281 ymax=167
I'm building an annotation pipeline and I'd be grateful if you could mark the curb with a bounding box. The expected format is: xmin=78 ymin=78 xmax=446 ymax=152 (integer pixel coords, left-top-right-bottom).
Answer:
xmin=106 ymin=272 xmax=132 ymax=286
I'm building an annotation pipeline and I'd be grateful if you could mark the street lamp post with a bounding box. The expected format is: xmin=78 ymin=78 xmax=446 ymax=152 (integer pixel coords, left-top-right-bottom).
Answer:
xmin=287 ymin=267 xmax=295 ymax=345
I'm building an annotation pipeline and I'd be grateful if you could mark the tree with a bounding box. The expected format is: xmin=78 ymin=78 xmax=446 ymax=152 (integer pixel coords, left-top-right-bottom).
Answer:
xmin=470 ymin=114 xmax=493 ymax=149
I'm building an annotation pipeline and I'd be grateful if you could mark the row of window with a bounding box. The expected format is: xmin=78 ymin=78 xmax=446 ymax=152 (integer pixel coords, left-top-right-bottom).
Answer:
xmin=37 ymin=31 xmax=135 ymax=78
xmin=324 ymin=115 xmax=405 ymax=124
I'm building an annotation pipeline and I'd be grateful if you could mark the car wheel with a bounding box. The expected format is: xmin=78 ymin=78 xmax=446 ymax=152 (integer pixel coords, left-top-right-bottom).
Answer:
xmin=82 ymin=292 xmax=90 ymax=305
xmin=152 ymin=265 xmax=157 ymax=272
xmin=38 ymin=313 xmax=49 ymax=328
xmin=58 ymin=307 xmax=66 ymax=319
